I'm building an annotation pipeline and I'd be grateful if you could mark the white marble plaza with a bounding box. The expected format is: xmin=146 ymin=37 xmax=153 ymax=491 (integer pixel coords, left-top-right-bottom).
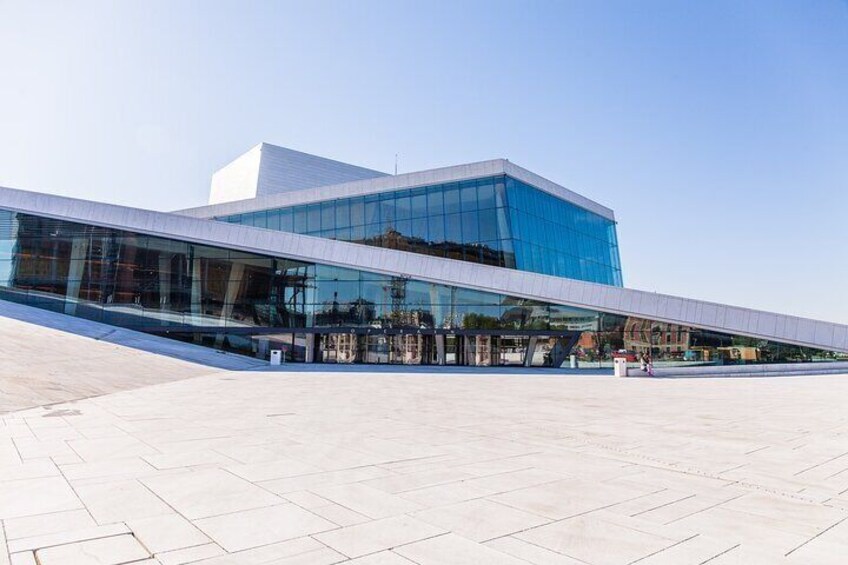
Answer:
xmin=1 ymin=316 xmax=847 ymax=564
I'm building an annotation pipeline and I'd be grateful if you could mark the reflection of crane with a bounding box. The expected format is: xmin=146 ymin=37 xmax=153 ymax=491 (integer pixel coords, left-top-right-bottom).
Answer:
xmin=390 ymin=277 xmax=407 ymax=314
xmin=379 ymin=276 xmax=409 ymax=327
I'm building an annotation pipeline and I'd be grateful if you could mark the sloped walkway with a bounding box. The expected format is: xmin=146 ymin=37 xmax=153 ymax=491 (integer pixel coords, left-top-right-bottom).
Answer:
xmin=0 ymin=301 xmax=263 ymax=414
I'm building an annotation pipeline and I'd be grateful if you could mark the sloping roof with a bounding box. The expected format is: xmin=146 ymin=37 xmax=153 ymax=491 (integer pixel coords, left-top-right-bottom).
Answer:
xmin=182 ymin=158 xmax=617 ymax=222
xmin=1 ymin=185 xmax=845 ymax=353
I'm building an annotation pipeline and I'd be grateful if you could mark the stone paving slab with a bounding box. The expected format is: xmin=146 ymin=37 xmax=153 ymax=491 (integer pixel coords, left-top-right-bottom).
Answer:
xmin=2 ymin=321 xmax=848 ymax=562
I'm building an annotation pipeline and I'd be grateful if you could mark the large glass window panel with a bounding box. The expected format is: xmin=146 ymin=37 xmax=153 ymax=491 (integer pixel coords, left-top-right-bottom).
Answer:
xmin=395 ymin=191 xmax=411 ymax=221
xmin=403 ymin=280 xmax=433 ymax=307
xmin=321 ymin=201 xmax=335 ymax=229
xmin=267 ymin=210 xmax=281 ymax=231
xmin=335 ymin=199 xmax=350 ymax=228
xmin=334 ymin=226 xmax=351 ymax=241
xmin=459 ymin=211 xmax=479 ymax=244
xmin=428 ymin=214 xmax=445 ymax=244
xmin=360 ymin=278 xmax=390 ymax=305
xmin=279 ymin=209 xmax=293 ymax=232
xmin=364 ymin=222 xmax=382 ymax=244
xmin=306 ymin=204 xmax=321 ymax=232
xmin=393 ymin=219 xmax=412 ymax=242
xmin=350 ymin=223 xmax=365 ymax=242
xmin=293 ymin=208 xmax=307 ymax=233
xmin=380 ymin=193 xmax=396 ymax=225
xmin=315 ymin=264 xmax=359 ymax=280
xmin=410 ymin=189 xmax=427 ymax=218
xmin=314 ymin=280 xmax=361 ymax=306
xmin=478 ymin=208 xmax=499 ymax=242
xmin=455 ymin=287 xmax=501 ymax=306
xmin=458 ymin=305 xmax=502 ymax=329
xmin=411 ymin=217 xmax=428 ymax=242
xmin=350 ymin=197 xmax=365 ymax=226
xmin=443 ymin=185 xmax=461 ymax=214
xmin=477 ymin=180 xmax=496 ymax=210
xmin=459 ymin=181 xmax=477 ymax=212
xmin=364 ymin=195 xmax=381 ymax=225
xmin=427 ymin=187 xmax=444 ymax=216
xmin=444 ymin=213 xmax=462 ymax=244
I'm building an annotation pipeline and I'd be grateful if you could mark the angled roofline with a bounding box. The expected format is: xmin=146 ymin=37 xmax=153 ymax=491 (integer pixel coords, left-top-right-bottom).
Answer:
xmin=175 ymin=159 xmax=617 ymax=222
xmin=1 ymin=185 xmax=845 ymax=353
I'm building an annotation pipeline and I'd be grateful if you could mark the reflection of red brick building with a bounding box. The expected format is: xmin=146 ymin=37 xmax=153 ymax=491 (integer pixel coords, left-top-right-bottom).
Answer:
xmin=577 ymin=331 xmax=596 ymax=350
xmin=624 ymin=317 xmax=691 ymax=355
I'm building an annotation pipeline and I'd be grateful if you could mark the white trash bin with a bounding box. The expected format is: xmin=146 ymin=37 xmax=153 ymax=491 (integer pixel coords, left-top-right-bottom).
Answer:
xmin=613 ymin=357 xmax=629 ymax=377
xmin=270 ymin=350 xmax=282 ymax=366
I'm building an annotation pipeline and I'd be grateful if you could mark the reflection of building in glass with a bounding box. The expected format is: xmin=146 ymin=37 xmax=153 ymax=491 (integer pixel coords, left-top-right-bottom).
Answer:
xmin=624 ymin=318 xmax=692 ymax=356
xmin=1 ymin=143 xmax=846 ymax=369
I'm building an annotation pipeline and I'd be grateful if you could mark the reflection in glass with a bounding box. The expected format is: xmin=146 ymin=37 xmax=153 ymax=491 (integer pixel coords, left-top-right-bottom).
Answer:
xmin=3 ymin=209 xmax=840 ymax=367
xmin=214 ymin=175 xmax=624 ymax=286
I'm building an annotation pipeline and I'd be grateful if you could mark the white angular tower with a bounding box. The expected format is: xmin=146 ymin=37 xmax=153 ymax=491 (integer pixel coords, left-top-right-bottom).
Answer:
xmin=209 ymin=143 xmax=388 ymax=205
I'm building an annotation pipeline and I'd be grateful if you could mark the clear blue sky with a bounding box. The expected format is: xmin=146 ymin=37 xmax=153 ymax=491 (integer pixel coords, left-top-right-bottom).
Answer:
xmin=1 ymin=1 xmax=846 ymax=323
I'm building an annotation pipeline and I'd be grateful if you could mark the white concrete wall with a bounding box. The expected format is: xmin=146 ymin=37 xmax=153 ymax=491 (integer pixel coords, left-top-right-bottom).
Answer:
xmin=209 ymin=144 xmax=263 ymax=205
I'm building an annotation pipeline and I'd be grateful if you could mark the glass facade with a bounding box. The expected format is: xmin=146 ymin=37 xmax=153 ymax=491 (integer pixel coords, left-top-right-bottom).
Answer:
xmin=215 ymin=175 xmax=623 ymax=286
xmin=1 ymin=209 xmax=842 ymax=367
xmin=504 ymin=177 xmax=621 ymax=285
